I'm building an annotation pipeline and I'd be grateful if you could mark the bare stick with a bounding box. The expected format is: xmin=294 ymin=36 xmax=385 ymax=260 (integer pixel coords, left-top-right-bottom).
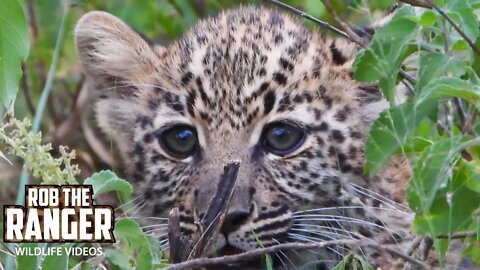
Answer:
xmin=267 ymin=0 xmax=417 ymax=87
xmin=393 ymin=236 xmax=424 ymax=269
xmin=188 ymin=161 xmax=241 ymax=259
xmin=453 ymin=98 xmax=469 ymax=133
xmin=420 ymin=237 xmax=434 ymax=261
xmin=163 ymin=239 xmax=432 ymax=270
xmin=21 ymin=63 xmax=35 ymax=116
xmin=437 ymin=231 xmax=477 ymax=240
xmin=319 ymin=0 xmax=368 ymax=46
xmin=263 ymin=0 xmax=349 ymax=39
xmin=168 ymin=207 xmax=183 ymax=264
xmin=398 ymin=0 xmax=433 ymax=8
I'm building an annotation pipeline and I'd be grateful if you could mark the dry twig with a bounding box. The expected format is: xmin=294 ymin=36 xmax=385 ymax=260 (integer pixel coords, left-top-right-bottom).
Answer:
xmin=187 ymin=161 xmax=241 ymax=259
xmin=168 ymin=207 xmax=188 ymax=264
xmin=393 ymin=236 xmax=424 ymax=269
xmin=265 ymin=0 xmax=417 ymax=87
xmin=164 ymin=239 xmax=432 ymax=270
xmin=21 ymin=63 xmax=35 ymax=116
xmin=437 ymin=231 xmax=478 ymax=240
xmin=319 ymin=0 xmax=368 ymax=47
xmin=264 ymin=0 xmax=349 ymax=39
xmin=398 ymin=0 xmax=433 ymax=8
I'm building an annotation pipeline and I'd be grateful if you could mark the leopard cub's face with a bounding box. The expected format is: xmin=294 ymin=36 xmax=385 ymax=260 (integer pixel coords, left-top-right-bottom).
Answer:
xmin=75 ymin=6 xmax=407 ymax=265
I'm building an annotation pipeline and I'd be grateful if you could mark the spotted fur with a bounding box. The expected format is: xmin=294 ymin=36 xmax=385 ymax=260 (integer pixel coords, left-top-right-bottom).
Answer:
xmin=75 ymin=6 xmax=414 ymax=269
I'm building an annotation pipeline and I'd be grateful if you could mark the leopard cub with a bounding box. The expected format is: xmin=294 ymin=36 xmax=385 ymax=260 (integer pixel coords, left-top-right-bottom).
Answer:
xmin=75 ymin=6 xmax=413 ymax=269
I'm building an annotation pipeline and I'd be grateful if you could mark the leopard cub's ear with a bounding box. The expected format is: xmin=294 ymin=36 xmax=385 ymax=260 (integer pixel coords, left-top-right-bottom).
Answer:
xmin=74 ymin=11 xmax=162 ymax=88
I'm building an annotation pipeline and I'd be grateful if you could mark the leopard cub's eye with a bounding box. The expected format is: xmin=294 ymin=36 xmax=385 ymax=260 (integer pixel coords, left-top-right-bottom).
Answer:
xmin=159 ymin=125 xmax=198 ymax=159
xmin=261 ymin=122 xmax=306 ymax=156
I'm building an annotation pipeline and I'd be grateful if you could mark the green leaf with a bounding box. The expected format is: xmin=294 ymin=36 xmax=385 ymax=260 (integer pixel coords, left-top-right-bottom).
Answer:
xmin=332 ymin=255 xmax=349 ymax=270
xmin=416 ymin=77 xmax=480 ymax=110
xmin=415 ymin=52 xmax=467 ymax=93
xmin=369 ymin=0 xmax=396 ymax=9
xmin=452 ymin=39 xmax=469 ymax=51
xmin=412 ymin=157 xmax=480 ymax=235
xmin=16 ymin=243 xmax=44 ymax=270
xmin=332 ymin=254 xmax=374 ymax=270
xmin=252 ymin=230 xmax=273 ymax=270
xmin=304 ymin=0 xmax=326 ymax=18
xmin=471 ymin=0 xmax=480 ymax=8
xmin=0 ymin=0 xmax=30 ymax=108
xmin=407 ymin=137 xmax=466 ymax=215
xmin=41 ymin=244 xmax=71 ymax=270
xmin=353 ymin=6 xmax=419 ymax=103
xmin=365 ymin=103 xmax=428 ymax=175
xmin=70 ymin=261 xmax=92 ymax=270
xmin=446 ymin=0 xmax=479 ymax=42
xmin=458 ymin=159 xmax=480 ymax=193
xmin=106 ymin=249 xmax=133 ymax=270
xmin=401 ymin=118 xmax=438 ymax=153
xmin=83 ymin=170 xmax=133 ymax=202
xmin=112 ymin=218 xmax=158 ymax=270
xmin=419 ymin=10 xmax=438 ymax=26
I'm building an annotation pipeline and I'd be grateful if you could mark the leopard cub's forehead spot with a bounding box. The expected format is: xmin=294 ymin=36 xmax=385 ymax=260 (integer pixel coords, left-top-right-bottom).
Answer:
xmin=139 ymin=7 xmax=375 ymax=139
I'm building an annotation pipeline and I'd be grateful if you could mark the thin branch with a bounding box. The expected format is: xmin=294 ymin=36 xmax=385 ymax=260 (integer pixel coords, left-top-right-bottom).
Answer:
xmin=191 ymin=0 xmax=207 ymax=17
xmin=0 ymin=242 xmax=15 ymax=257
xmin=188 ymin=161 xmax=241 ymax=259
xmin=453 ymin=97 xmax=469 ymax=132
xmin=401 ymin=75 xmax=415 ymax=95
xmin=393 ymin=236 xmax=424 ymax=269
xmin=437 ymin=231 xmax=477 ymax=240
xmin=426 ymin=0 xmax=480 ymax=56
xmin=21 ymin=63 xmax=35 ymax=116
xmin=163 ymin=239 xmax=432 ymax=270
xmin=267 ymin=0 xmax=417 ymax=89
xmin=168 ymin=207 xmax=184 ymax=264
xmin=26 ymin=0 xmax=39 ymax=43
xmin=0 ymin=247 xmax=14 ymax=258
xmin=398 ymin=0 xmax=433 ymax=8
xmin=464 ymin=110 xmax=479 ymax=136
xmin=420 ymin=237 xmax=434 ymax=261
xmin=319 ymin=0 xmax=369 ymax=47
xmin=263 ymin=0 xmax=349 ymax=39
xmin=399 ymin=70 xmax=416 ymax=85
xmin=54 ymin=76 xmax=85 ymax=146
xmin=322 ymin=0 xmax=417 ymax=88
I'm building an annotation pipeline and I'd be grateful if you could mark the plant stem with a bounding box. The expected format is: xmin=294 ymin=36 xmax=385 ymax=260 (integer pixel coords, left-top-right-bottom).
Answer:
xmin=163 ymin=239 xmax=432 ymax=270
xmin=5 ymin=3 xmax=71 ymax=270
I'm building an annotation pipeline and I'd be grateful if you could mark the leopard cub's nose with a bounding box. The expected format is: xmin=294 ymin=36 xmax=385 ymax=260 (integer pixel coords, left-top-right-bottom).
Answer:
xmin=221 ymin=208 xmax=250 ymax=235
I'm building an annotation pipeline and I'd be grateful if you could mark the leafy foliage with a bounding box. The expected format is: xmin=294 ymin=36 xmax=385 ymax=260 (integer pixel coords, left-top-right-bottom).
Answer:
xmin=355 ymin=0 xmax=480 ymax=266
xmin=109 ymin=219 xmax=164 ymax=270
xmin=84 ymin=170 xmax=132 ymax=202
xmin=353 ymin=6 xmax=419 ymax=104
xmin=0 ymin=0 xmax=30 ymax=109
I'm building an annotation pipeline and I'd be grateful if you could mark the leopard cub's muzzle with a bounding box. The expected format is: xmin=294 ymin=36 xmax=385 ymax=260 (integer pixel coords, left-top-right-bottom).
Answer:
xmin=179 ymin=184 xmax=294 ymax=255
xmin=220 ymin=201 xmax=293 ymax=253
